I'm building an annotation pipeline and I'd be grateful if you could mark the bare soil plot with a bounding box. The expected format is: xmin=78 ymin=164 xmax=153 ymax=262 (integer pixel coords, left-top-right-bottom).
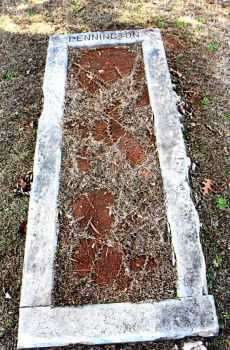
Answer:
xmin=54 ymin=45 xmax=177 ymax=306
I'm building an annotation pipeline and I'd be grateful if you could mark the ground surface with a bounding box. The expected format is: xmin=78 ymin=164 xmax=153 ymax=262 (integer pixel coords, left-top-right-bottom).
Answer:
xmin=0 ymin=1 xmax=229 ymax=349
xmin=53 ymin=45 xmax=176 ymax=306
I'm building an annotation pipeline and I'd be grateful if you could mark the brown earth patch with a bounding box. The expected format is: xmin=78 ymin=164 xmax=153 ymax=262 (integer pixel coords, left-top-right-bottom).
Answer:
xmin=108 ymin=118 xmax=126 ymax=142
xmin=78 ymin=158 xmax=91 ymax=172
xmin=94 ymin=246 xmax=126 ymax=287
xmin=72 ymin=239 xmax=96 ymax=277
xmin=105 ymin=106 xmax=121 ymax=121
xmin=92 ymin=120 xmax=113 ymax=145
xmin=137 ymin=86 xmax=150 ymax=107
xmin=130 ymin=255 xmax=157 ymax=271
xmin=163 ymin=34 xmax=183 ymax=53
xmin=72 ymin=239 xmax=127 ymax=287
xmin=74 ymin=47 xmax=136 ymax=93
xmin=79 ymin=125 xmax=89 ymax=139
xmin=92 ymin=117 xmax=146 ymax=167
xmin=75 ymin=148 xmax=91 ymax=173
xmin=119 ymin=134 xmax=146 ymax=167
xmin=72 ymin=189 xmax=115 ymax=236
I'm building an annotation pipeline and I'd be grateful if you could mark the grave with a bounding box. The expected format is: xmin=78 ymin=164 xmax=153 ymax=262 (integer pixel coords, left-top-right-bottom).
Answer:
xmin=17 ymin=29 xmax=219 ymax=349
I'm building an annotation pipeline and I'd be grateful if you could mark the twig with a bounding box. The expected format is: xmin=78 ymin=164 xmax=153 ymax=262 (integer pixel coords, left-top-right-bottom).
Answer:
xmin=90 ymin=222 xmax=101 ymax=236
xmin=73 ymin=62 xmax=110 ymax=88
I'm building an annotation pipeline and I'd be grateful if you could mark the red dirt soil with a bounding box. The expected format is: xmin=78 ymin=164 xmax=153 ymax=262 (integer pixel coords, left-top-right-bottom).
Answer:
xmin=108 ymin=118 xmax=125 ymax=141
xmin=75 ymin=47 xmax=136 ymax=93
xmin=72 ymin=239 xmax=96 ymax=277
xmin=94 ymin=246 xmax=126 ymax=287
xmin=92 ymin=117 xmax=146 ymax=167
xmin=76 ymin=149 xmax=91 ymax=173
xmin=130 ymin=255 xmax=156 ymax=271
xmin=72 ymin=239 xmax=157 ymax=287
xmin=92 ymin=120 xmax=113 ymax=145
xmin=137 ymin=86 xmax=150 ymax=107
xmin=78 ymin=158 xmax=91 ymax=172
xmin=119 ymin=134 xmax=146 ymax=167
xmin=163 ymin=34 xmax=183 ymax=53
xmin=72 ymin=238 xmax=127 ymax=287
xmin=72 ymin=189 xmax=115 ymax=236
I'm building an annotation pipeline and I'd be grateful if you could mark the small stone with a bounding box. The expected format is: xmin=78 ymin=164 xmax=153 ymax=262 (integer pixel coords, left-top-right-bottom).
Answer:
xmin=191 ymin=162 xmax=196 ymax=171
xmin=98 ymin=69 xmax=105 ymax=74
xmin=5 ymin=292 xmax=12 ymax=299
xmin=183 ymin=341 xmax=207 ymax=350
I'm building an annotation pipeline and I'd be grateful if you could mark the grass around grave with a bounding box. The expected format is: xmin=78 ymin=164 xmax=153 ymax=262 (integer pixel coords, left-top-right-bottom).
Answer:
xmin=0 ymin=1 xmax=229 ymax=349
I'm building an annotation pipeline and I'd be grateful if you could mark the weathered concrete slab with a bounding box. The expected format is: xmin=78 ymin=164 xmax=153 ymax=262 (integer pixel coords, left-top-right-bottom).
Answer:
xmin=20 ymin=42 xmax=68 ymax=307
xmin=142 ymin=38 xmax=207 ymax=298
xmin=18 ymin=296 xmax=218 ymax=349
xmin=18 ymin=29 xmax=218 ymax=348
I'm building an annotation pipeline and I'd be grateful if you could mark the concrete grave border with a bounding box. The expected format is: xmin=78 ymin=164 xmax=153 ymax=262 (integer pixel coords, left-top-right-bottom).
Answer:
xmin=17 ymin=29 xmax=219 ymax=349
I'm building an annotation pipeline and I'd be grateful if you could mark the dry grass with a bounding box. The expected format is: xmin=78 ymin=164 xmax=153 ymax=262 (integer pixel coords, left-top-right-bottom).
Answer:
xmin=0 ymin=1 xmax=66 ymax=348
xmin=53 ymin=45 xmax=176 ymax=306
xmin=0 ymin=0 xmax=229 ymax=349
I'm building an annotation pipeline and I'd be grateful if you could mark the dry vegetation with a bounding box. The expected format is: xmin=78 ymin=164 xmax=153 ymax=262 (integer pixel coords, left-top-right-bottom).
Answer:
xmin=0 ymin=1 xmax=229 ymax=349
xmin=54 ymin=45 xmax=176 ymax=306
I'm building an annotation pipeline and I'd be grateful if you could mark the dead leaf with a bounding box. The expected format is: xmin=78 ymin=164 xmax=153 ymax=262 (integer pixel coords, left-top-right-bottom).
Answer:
xmin=14 ymin=172 xmax=33 ymax=195
xmin=29 ymin=121 xmax=34 ymax=129
xmin=18 ymin=178 xmax=27 ymax=189
xmin=170 ymin=68 xmax=190 ymax=82
xmin=178 ymin=101 xmax=186 ymax=114
xmin=201 ymin=179 xmax=215 ymax=196
xmin=23 ymin=107 xmax=33 ymax=115
xmin=170 ymin=68 xmax=183 ymax=78
xmin=205 ymin=124 xmax=213 ymax=131
xmin=18 ymin=221 xmax=27 ymax=235
xmin=184 ymin=89 xmax=200 ymax=103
